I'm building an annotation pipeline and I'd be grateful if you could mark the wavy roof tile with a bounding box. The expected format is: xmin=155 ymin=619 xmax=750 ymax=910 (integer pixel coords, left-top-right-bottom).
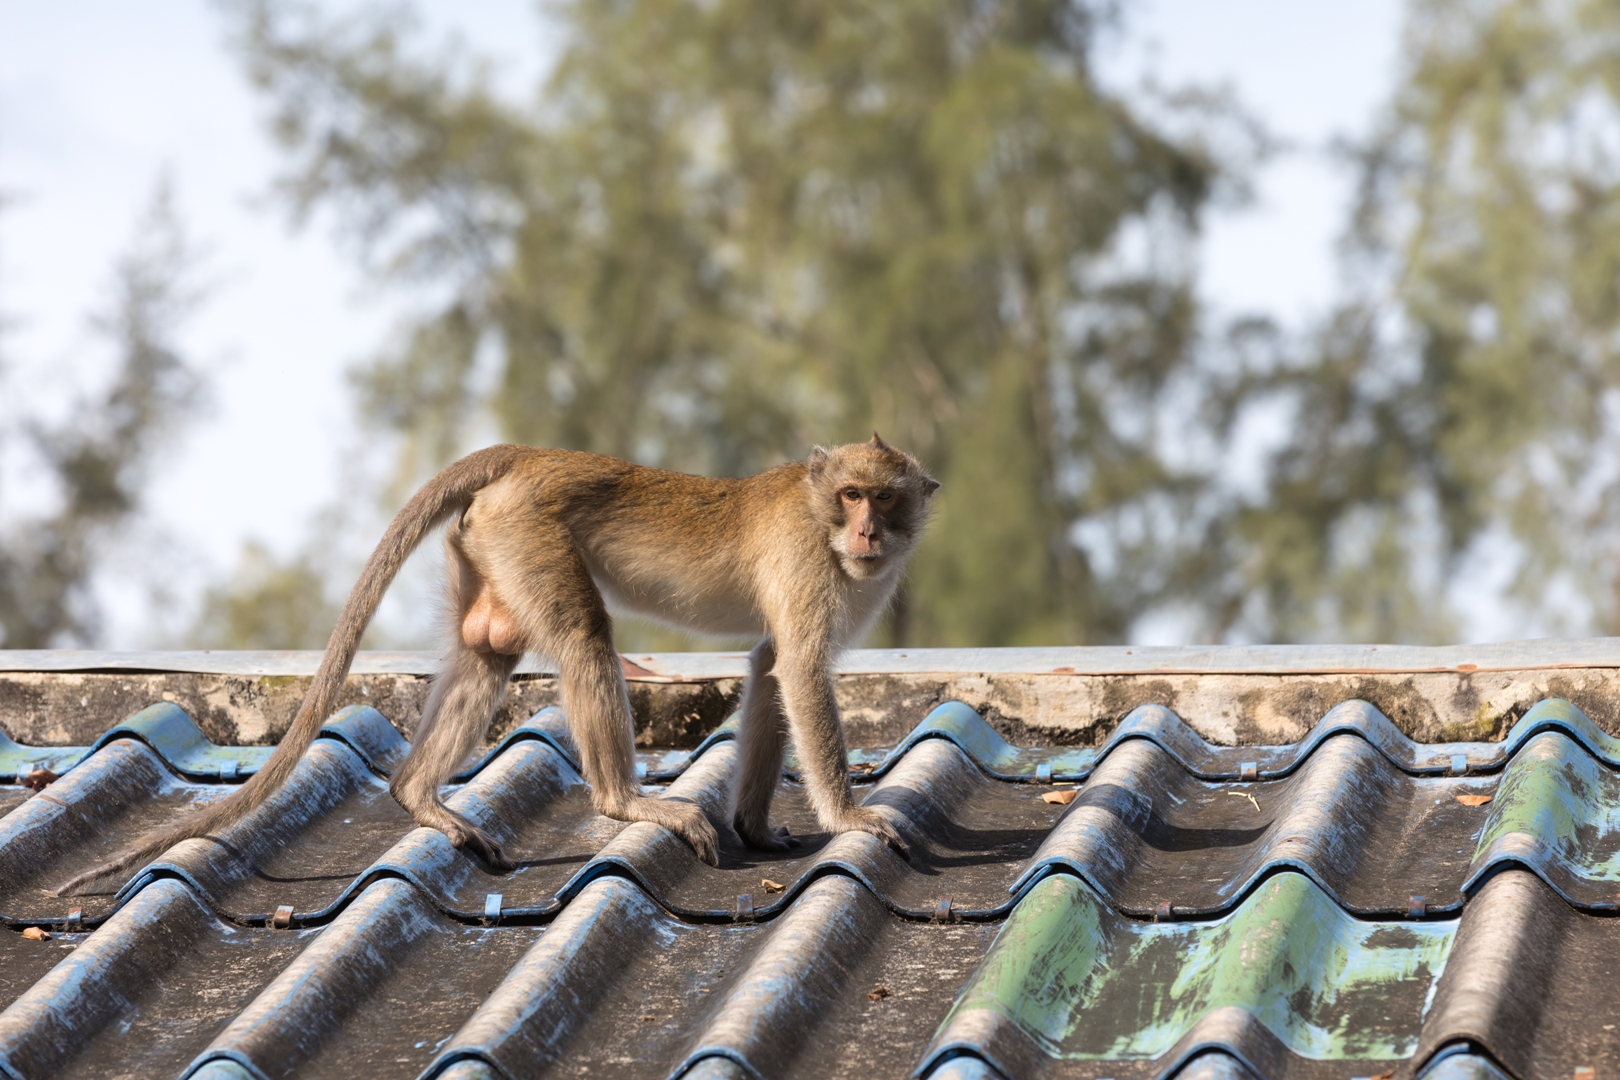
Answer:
xmin=2 ymin=656 xmax=1619 ymax=1079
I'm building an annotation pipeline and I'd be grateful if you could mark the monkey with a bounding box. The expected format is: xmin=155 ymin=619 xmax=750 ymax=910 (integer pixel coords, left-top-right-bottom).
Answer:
xmin=59 ymin=435 xmax=938 ymax=894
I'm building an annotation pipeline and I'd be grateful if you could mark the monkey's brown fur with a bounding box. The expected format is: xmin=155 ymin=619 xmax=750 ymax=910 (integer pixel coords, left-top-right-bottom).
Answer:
xmin=59 ymin=436 xmax=938 ymax=893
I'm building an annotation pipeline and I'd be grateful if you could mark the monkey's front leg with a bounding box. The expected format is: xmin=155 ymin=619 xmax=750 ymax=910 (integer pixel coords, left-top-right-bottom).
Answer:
xmin=774 ymin=644 xmax=908 ymax=857
xmin=732 ymin=639 xmax=799 ymax=851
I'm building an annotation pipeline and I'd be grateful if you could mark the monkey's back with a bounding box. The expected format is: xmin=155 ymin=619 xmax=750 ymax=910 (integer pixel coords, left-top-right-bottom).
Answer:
xmin=507 ymin=449 xmax=824 ymax=637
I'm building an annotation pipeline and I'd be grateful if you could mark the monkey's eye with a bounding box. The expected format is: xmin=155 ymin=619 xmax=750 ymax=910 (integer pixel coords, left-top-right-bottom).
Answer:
xmin=842 ymin=488 xmax=862 ymax=502
xmin=874 ymin=490 xmax=894 ymax=502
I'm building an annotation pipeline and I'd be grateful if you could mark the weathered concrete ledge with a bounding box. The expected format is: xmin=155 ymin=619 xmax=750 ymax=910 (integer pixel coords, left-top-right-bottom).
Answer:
xmin=3 ymin=640 xmax=1619 ymax=749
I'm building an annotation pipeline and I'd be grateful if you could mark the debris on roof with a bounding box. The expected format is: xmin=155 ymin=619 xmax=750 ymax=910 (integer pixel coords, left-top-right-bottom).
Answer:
xmin=1 ymin=647 xmax=1619 ymax=1078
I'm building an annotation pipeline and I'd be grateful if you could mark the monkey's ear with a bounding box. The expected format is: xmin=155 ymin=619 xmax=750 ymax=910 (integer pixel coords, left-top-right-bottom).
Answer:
xmin=921 ymin=476 xmax=941 ymax=496
xmin=869 ymin=432 xmax=890 ymax=450
xmin=808 ymin=446 xmax=830 ymax=477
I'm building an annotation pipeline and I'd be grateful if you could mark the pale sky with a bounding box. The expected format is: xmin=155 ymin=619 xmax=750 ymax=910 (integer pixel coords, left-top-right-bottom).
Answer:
xmin=0 ymin=0 xmax=1410 ymax=648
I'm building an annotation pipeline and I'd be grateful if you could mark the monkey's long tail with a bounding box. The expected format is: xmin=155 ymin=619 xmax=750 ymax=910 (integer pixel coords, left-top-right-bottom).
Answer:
xmin=55 ymin=444 xmax=533 ymax=897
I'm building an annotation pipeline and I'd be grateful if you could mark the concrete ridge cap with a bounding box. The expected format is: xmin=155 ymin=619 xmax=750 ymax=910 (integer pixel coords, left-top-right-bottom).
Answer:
xmin=2 ymin=639 xmax=1619 ymax=679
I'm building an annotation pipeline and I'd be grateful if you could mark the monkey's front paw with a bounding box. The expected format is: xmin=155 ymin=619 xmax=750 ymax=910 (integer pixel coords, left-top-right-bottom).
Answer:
xmin=448 ymin=823 xmax=515 ymax=872
xmin=837 ymin=807 xmax=909 ymax=860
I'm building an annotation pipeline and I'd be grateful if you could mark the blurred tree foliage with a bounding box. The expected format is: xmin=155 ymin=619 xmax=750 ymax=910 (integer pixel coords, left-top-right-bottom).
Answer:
xmin=213 ymin=0 xmax=1620 ymax=649
xmin=1199 ymin=0 xmax=1620 ymax=642
xmin=190 ymin=540 xmax=341 ymax=649
xmin=227 ymin=0 xmax=1247 ymax=648
xmin=0 ymin=185 xmax=204 ymax=647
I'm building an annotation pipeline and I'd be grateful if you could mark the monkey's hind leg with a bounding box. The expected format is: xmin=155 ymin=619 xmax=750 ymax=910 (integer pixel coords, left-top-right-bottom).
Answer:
xmin=483 ymin=519 xmax=721 ymax=866
xmin=731 ymin=639 xmax=799 ymax=851
xmin=558 ymin=631 xmax=721 ymax=866
xmin=390 ymin=645 xmax=520 ymax=870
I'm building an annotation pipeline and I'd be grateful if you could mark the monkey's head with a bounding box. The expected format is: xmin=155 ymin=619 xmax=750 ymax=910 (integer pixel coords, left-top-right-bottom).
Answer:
xmin=807 ymin=434 xmax=940 ymax=579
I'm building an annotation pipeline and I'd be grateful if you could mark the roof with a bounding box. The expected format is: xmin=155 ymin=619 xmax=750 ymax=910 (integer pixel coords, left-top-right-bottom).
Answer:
xmin=0 ymin=647 xmax=1616 ymax=1078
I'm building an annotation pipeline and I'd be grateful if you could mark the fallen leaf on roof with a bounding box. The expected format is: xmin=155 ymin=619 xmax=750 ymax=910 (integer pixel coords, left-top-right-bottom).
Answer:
xmin=22 ymin=769 xmax=58 ymax=792
xmin=639 ymin=1015 xmax=656 ymax=1022
xmin=850 ymin=762 xmax=876 ymax=774
xmin=1041 ymin=789 xmax=1078 ymax=805
xmin=1456 ymin=794 xmax=1492 ymax=807
xmin=867 ymin=986 xmax=890 ymax=1002
xmin=21 ymin=927 xmax=49 ymax=941
xmin=761 ymin=879 xmax=786 ymax=894
xmin=1370 ymin=1071 xmax=1395 ymax=1080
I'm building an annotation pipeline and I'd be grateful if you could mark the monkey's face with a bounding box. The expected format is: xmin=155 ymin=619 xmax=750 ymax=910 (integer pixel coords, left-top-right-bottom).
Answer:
xmin=808 ymin=437 xmax=940 ymax=579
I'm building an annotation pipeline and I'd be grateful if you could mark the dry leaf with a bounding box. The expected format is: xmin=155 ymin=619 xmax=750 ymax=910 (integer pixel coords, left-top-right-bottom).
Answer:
xmin=867 ymin=986 xmax=890 ymax=1002
xmin=21 ymin=927 xmax=49 ymax=941
xmin=639 ymin=1015 xmax=656 ymax=1023
xmin=1041 ymin=789 xmax=1078 ymax=805
xmin=22 ymin=769 xmax=58 ymax=792
xmin=761 ymin=879 xmax=786 ymax=894
xmin=1370 ymin=1071 xmax=1395 ymax=1080
xmin=1456 ymin=794 xmax=1492 ymax=807
xmin=850 ymin=762 xmax=876 ymax=774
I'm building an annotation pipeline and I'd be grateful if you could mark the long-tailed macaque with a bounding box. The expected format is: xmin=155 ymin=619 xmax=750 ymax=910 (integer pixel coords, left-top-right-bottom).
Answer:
xmin=60 ymin=436 xmax=937 ymax=893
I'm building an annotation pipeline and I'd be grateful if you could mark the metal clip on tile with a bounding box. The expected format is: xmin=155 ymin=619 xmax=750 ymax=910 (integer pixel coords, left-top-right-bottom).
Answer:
xmin=934 ymin=897 xmax=953 ymax=923
xmin=735 ymin=894 xmax=754 ymax=922
xmin=1239 ymin=761 xmax=1259 ymax=782
xmin=219 ymin=760 xmax=238 ymax=781
xmin=271 ymin=905 xmax=295 ymax=929
xmin=1408 ymin=895 xmax=1426 ymax=918
xmin=1449 ymin=754 xmax=1468 ymax=777
xmin=1155 ymin=900 xmax=1173 ymax=922
xmin=64 ymin=906 xmax=82 ymax=932
xmin=1035 ymin=763 xmax=1052 ymax=784
xmin=483 ymin=893 xmax=503 ymax=926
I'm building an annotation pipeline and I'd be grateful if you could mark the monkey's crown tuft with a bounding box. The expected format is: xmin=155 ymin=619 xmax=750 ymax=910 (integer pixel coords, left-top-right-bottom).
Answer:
xmin=807 ymin=438 xmax=939 ymax=495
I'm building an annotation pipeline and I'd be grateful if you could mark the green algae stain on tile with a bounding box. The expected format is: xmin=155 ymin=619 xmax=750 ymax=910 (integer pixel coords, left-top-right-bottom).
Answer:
xmin=1473 ymin=731 xmax=1620 ymax=881
xmin=1512 ymin=699 xmax=1620 ymax=761
xmin=941 ymin=873 xmax=1108 ymax=1054
xmin=934 ymin=872 xmax=1454 ymax=1065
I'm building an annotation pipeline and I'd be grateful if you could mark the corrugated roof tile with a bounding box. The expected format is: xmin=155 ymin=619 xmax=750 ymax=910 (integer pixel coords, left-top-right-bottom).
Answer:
xmin=1 ymin=740 xmax=220 ymax=926
xmin=1413 ymin=868 xmax=1620 ymax=1079
xmin=921 ymin=870 xmax=1455 ymax=1078
xmin=0 ymin=878 xmax=316 ymax=1078
xmin=1012 ymin=732 xmax=1491 ymax=917
xmin=190 ymin=877 xmax=543 ymax=1079
xmin=2 ymin=689 xmax=1619 ymax=1078
xmin=1461 ymin=729 xmax=1620 ymax=905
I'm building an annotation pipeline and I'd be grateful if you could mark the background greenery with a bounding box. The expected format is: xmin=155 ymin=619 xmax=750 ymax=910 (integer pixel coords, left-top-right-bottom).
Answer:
xmin=7 ymin=0 xmax=1620 ymax=651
